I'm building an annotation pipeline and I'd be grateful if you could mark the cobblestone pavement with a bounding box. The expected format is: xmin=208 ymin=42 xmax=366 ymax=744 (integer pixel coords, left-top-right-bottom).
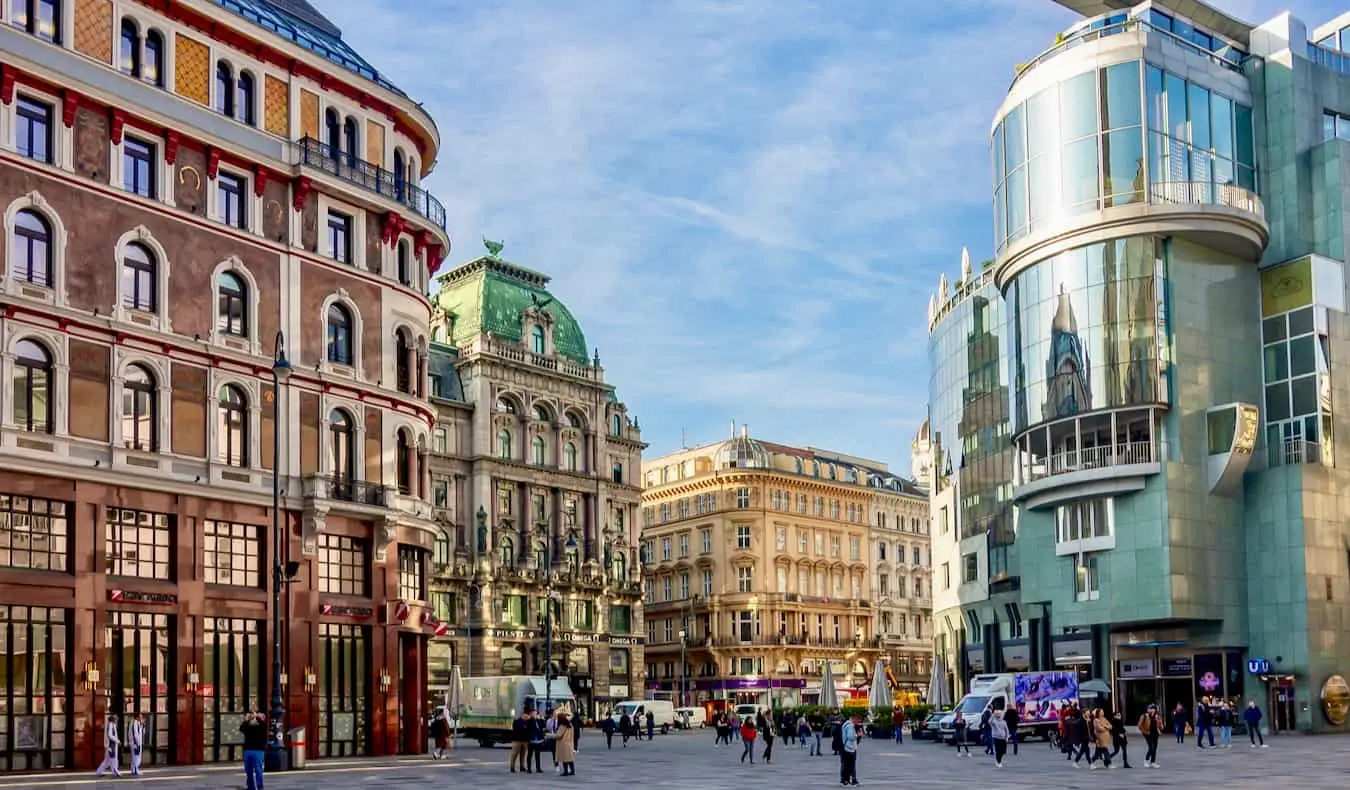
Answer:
xmin=0 ymin=729 xmax=1340 ymax=788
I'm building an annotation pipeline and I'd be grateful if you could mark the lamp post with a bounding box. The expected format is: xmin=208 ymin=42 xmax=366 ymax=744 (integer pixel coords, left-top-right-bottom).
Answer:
xmin=678 ymin=630 xmax=687 ymax=708
xmin=542 ymin=529 xmax=578 ymax=716
xmin=267 ymin=330 xmax=291 ymax=770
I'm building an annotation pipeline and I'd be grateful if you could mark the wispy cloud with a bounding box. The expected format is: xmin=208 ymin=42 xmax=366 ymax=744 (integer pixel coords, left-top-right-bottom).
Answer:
xmin=311 ymin=0 xmax=1322 ymax=471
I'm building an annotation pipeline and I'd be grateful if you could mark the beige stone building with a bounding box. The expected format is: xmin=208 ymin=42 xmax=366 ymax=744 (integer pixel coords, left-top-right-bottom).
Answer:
xmin=870 ymin=484 xmax=934 ymax=696
xmin=640 ymin=427 xmax=893 ymax=709
xmin=421 ymin=244 xmax=647 ymax=718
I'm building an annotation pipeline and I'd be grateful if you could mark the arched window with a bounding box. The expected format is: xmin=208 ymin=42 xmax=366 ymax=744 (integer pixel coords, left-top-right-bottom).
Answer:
xmin=396 ymin=240 xmax=410 ymax=286
xmin=497 ymin=429 xmax=512 ymax=459
xmin=396 ymin=429 xmax=413 ymax=494
xmin=122 ymin=242 xmax=156 ymax=312
xmin=395 ymin=329 xmax=412 ymax=393
xmin=236 ymin=72 xmax=256 ymax=126
xmin=531 ymin=436 xmax=546 ymax=466
xmin=122 ymin=363 xmax=157 ymax=451
xmin=216 ymin=384 xmax=248 ymax=466
xmin=324 ymin=108 xmax=340 ymax=155
xmin=12 ymin=339 xmax=52 ymax=434
xmin=500 ymin=538 xmax=514 ymax=569
xmin=330 ymin=408 xmax=354 ymax=482
xmin=119 ymin=19 xmax=140 ymax=77
xmin=567 ymin=412 xmax=583 ymax=429
xmin=564 ymin=442 xmax=578 ymax=472
xmin=530 ymin=324 xmax=545 ymax=355
xmin=496 ymin=397 xmax=516 ymax=414
xmin=13 ymin=209 xmax=52 ymax=286
xmin=534 ymin=541 xmax=547 ymax=570
xmin=216 ymin=271 xmax=247 ymax=337
xmin=215 ymin=62 xmax=234 ymax=117
xmin=534 ymin=405 xmax=551 ymax=422
xmin=326 ymin=303 xmax=353 ymax=365
xmin=143 ymin=30 xmax=164 ymax=87
xmin=342 ymin=117 xmax=358 ymax=167
xmin=611 ymin=414 xmax=622 ymax=436
xmin=393 ymin=149 xmax=407 ymax=200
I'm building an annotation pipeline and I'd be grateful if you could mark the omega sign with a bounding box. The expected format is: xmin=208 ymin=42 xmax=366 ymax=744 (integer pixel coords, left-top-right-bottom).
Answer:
xmin=607 ymin=636 xmax=645 ymax=646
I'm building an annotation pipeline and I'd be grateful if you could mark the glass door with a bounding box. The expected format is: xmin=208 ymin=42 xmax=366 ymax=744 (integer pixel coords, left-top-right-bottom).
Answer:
xmin=0 ymin=606 xmax=71 ymax=771
xmin=105 ymin=612 xmax=174 ymax=766
xmin=202 ymin=618 xmax=262 ymax=762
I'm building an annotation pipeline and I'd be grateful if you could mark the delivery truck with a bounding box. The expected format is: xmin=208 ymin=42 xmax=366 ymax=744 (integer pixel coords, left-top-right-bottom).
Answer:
xmin=940 ymin=671 xmax=1078 ymax=743
xmin=459 ymin=675 xmax=576 ymax=747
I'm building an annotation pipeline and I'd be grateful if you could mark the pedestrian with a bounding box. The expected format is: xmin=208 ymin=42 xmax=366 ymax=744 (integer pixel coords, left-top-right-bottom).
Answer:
xmin=1195 ymin=697 xmax=1215 ymax=749
xmin=1003 ymin=705 xmax=1019 ymax=754
xmin=129 ymin=712 xmax=146 ymax=777
xmin=1244 ymin=700 xmax=1267 ymax=748
xmin=892 ymin=706 xmax=906 ymax=744
xmin=551 ymin=712 xmax=576 ymax=776
xmin=839 ymin=712 xmax=861 ymax=786
xmin=430 ymin=708 xmax=449 ymax=760
xmin=646 ymin=709 xmax=655 ymax=740
xmin=95 ymin=714 xmax=121 ymax=778
xmin=619 ymin=711 xmax=632 ymax=747
xmin=989 ymin=709 xmax=1009 ymax=768
xmin=238 ymin=710 xmax=267 ymax=790
xmin=1172 ymin=702 xmax=1189 ymax=744
xmin=739 ymin=716 xmax=758 ymax=763
xmin=1072 ymin=708 xmax=1094 ymax=767
xmin=571 ymin=708 xmax=582 ymax=752
xmin=530 ymin=709 xmax=547 ymax=773
xmin=1109 ymin=710 xmax=1131 ymax=768
xmin=1091 ymin=709 xmax=1113 ymax=769
xmin=509 ymin=707 xmax=531 ymax=773
xmin=797 ymin=714 xmax=811 ymax=748
xmin=544 ymin=707 xmax=559 ymax=769
xmin=810 ymin=710 xmax=825 ymax=756
xmin=758 ymin=711 xmax=775 ymax=764
xmin=600 ymin=713 xmax=616 ymax=749
xmin=979 ymin=705 xmax=993 ymax=754
xmin=1218 ymin=701 xmax=1233 ymax=748
xmin=1137 ymin=703 xmax=1164 ymax=768
xmin=952 ymin=711 xmax=970 ymax=756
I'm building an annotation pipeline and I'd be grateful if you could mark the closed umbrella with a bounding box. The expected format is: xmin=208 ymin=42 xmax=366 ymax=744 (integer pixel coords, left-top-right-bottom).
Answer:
xmin=868 ymin=659 xmax=890 ymax=710
xmin=821 ymin=661 xmax=840 ymax=709
xmin=927 ymin=658 xmax=951 ymax=709
xmin=447 ymin=665 xmax=463 ymax=741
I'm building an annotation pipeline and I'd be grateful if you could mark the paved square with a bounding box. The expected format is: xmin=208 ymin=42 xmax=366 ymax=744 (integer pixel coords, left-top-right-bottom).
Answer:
xmin=0 ymin=729 xmax=1337 ymax=788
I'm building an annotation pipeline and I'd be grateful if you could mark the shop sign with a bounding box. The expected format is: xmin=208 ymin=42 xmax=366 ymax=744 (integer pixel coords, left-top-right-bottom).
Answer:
xmin=1161 ymin=658 xmax=1193 ymax=677
xmin=108 ymin=590 xmax=177 ymax=605
xmin=557 ymin=631 xmax=597 ymax=643
xmin=1119 ymin=659 xmax=1155 ymax=679
xmin=1247 ymin=658 xmax=1271 ymax=675
xmin=321 ymin=604 xmax=373 ymax=619
xmin=609 ymin=684 xmax=630 ymax=698
xmin=488 ymin=628 xmax=537 ymax=640
xmin=607 ymin=635 xmax=644 ymax=646
xmin=1321 ymin=674 xmax=1350 ymax=726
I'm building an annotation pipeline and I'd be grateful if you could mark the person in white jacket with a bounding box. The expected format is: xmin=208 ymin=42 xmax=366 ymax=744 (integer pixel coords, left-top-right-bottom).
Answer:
xmin=129 ymin=712 xmax=146 ymax=777
xmin=95 ymin=714 xmax=121 ymax=777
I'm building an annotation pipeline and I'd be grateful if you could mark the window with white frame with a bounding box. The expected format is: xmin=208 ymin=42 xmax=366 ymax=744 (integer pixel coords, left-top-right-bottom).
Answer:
xmin=735 ymin=525 xmax=750 ymax=549
xmin=1074 ymin=552 xmax=1101 ymax=601
xmin=735 ymin=487 xmax=750 ymax=508
xmin=216 ymin=171 xmax=247 ymax=229
xmin=701 ymin=569 xmax=712 ymax=597
xmin=737 ymin=566 xmax=752 ymax=593
xmin=700 ymin=528 xmax=711 ymax=553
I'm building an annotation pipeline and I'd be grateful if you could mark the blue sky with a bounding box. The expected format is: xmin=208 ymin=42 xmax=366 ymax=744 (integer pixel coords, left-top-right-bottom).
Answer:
xmin=320 ymin=0 xmax=1339 ymax=475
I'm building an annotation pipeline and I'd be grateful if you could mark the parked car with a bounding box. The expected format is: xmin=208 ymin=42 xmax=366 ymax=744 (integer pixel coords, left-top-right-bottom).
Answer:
xmin=915 ymin=712 xmax=947 ymax=741
xmin=674 ymin=707 xmax=707 ymax=728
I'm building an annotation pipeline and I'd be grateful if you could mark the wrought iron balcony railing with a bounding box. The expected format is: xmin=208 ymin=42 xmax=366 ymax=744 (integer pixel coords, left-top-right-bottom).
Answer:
xmin=295 ymin=137 xmax=447 ymax=229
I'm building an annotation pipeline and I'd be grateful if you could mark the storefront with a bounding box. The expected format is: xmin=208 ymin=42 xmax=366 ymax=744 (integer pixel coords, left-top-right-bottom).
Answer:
xmin=201 ymin=618 xmax=263 ymax=763
xmin=1112 ymin=636 xmax=1246 ymax=721
xmin=315 ymin=622 xmax=371 ymax=758
xmin=700 ymin=678 xmax=805 ymax=708
xmin=104 ymin=610 xmax=176 ymax=767
xmin=0 ymin=605 xmax=72 ymax=772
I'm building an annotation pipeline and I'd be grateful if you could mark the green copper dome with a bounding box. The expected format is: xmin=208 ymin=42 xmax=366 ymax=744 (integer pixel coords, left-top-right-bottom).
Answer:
xmin=434 ymin=254 xmax=590 ymax=366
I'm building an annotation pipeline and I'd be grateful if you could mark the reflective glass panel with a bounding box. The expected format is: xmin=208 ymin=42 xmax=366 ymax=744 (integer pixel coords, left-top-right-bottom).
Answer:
xmin=1100 ymin=61 xmax=1141 ymax=130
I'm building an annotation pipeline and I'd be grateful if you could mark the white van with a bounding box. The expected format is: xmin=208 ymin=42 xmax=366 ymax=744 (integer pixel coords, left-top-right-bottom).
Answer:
xmin=611 ymin=699 xmax=677 ymax=732
xmin=675 ymin=707 xmax=707 ymax=728
xmin=734 ymin=703 xmax=760 ymax=723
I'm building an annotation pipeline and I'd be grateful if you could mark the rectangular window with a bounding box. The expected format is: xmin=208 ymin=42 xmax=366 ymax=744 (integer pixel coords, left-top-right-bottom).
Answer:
xmin=797 ymin=494 xmax=807 ymax=514
xmin=830 ymin=535 xmax=840 ymax=557
xmin=217 ymin=172 xmax=247 ymax=228
xmin=397 ymin=546 xmax=426 ymax=601
xmin=776 ymin=527 xmax=787 ymax=550
xmin=105 ymin=507 xmax=173 ymax=580
xmin=737 ymin=567 xmax=752 ymax=592
xmin=849 ymin=536 xmax=860 ymax=561
xmin=678 ymin=534 xmax=688 ymax=558
xmin=798 ymin=530 xmax=808 ymax=552
xmin=942 ymin=562 xmax=950 ymax=590
xmin=679 ymin=572 xmax=689 ymax=599
xmin=661 ymin=537 xmax=671 ymax=561
xmin=913 ymin=546 xmax=921 ymax=565
xmin=318 ymin=533 xmax=368 ymax=596
xmin=609 ymin=604 xmax=632 ymax=634
xmin=1075 ymin=553 xmax=1101 ymax=601
xmin=15 ymin=97 xmax=52 ymax=163
xmin=662 ymin=577 xmax=671 ymax=601
xmin=203 ymin=520 xmax=260 ymax=587
xmin=503 ymin=595 xmax=526 ymax=626
xmin=962 ymin=553 xmax=978 ymax=583
xmin=735 ymin=487 xmax=750 ymax=508
xmin=432 ymin=591 xmax=456 ymax=623
xmin=700 ymin=529 xmax=711 ymax=553
xmin=776 ymin=567 xmax=787 ymax=592
xmin=327 ymin=211 xmax=352 ymax=263
xmin=123 ymin=138 xmax=156 ymax=198
xmin=735 ymin=525 xmax=751 ymax=549
xmin=571 ymin=600 xmax=593 ymax=630
xmin=878 ymin=573 xmax=889 ymax=596
xmin=0 ymin=494 xmax=68 ymax=572
xmin=702 ymin=569 xmax=712 ymax=597
xmin=433 ymin=427 xmax=448 ymax=454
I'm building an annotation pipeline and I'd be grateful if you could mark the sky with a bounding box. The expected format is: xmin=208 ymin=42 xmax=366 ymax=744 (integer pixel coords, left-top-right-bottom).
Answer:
xmin=318 ymin=0 xmax=1342 ymax=475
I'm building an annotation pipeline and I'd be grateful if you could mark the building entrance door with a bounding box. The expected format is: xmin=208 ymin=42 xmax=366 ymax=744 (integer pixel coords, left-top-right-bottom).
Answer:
xmin=316 ymin=623 xmax=370 ymax=757
xmin=1270 ymin=681 xmax=1297 ymax=732
xmin=105 ymin=612 xmax=175 ymax=766
xmin=398 ymin=633 xmax=425 ymax=755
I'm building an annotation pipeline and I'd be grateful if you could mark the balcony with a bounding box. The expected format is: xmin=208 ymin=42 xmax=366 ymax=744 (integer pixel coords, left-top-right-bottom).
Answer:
xmin=304 ymin=474 xmax=389 ymax=509
xmin=1013 ymin=407 xmax=1163 ymax=510
xmin=294 ymin=137 xmax=446 ymax=229
xmin=459 ymin=334 xmax=602 ymax=380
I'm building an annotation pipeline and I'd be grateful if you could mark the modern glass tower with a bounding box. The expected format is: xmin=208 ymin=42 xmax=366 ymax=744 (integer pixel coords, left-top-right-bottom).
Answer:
xmin=928 ymin=0 xmax=1350 ymax=733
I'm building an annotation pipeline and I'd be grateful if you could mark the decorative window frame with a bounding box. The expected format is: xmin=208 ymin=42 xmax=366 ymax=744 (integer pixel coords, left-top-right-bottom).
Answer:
xmin=318 ymin=290 xmax=363 ymax=379
xmin=3 ymin=191 xmax=68 ymax=307
xmin=384 ymin=415 xmax=428 ymax=492
xmin=388 ymin=320 xmax=424 ymax=394
xmin=111 ymin=130 xmax=170 ymax=207
xmin=5 ymin=84 xmax=73 ymax=171
xmin=2 ymin=325 xmax=69 ymax=439
xmin=113 ymin=226 xmax=172 ymax=331
xmin=110 ymin=348 xmax=171 ymax=453
xmin=206 ymin=370 xmax=261 ymax=472
xmin=207 ymin=162 xmax=258 ymax=234
xmin=318 ymin=396 xmax=365 ymax=480
xmin=208 ymin=256 xmax=261 ymax=354
xmin=115 ymin=14 xmax=175 ymax=91
xmin=316 ymin=193 xmax=366 ymax=269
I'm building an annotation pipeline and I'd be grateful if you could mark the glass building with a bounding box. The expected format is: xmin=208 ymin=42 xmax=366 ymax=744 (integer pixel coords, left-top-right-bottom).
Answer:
xmin=927 ymin=0 xmax=1350 ymax=733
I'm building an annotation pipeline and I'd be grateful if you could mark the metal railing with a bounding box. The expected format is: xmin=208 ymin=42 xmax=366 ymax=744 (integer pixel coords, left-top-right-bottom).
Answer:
xmin=304 ymin=474 xmax=389 ymax=506
xmin=1148 ymin=181 xmax=1265 ymax=220
xmin=1309 ymin=41 xmax=1350 ymax=78
xmin=295 ymin=137 xmax=446 ymax=229
xmin=1270 ymin=439 xmax=1324 ymax=468
xmin=1023 ymin=440 xmax=1155 ymax=483
xmin=710 ymin=635 xmax=883 ymax=649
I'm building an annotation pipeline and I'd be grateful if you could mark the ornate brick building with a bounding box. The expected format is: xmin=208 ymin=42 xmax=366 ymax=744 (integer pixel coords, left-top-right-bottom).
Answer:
xmin=0 ymin=0 xmax=447 ymax=771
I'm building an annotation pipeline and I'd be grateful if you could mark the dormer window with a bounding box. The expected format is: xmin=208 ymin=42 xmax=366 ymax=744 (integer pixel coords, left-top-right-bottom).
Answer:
xmin=530 ymin=324 xmax=545 ymax=355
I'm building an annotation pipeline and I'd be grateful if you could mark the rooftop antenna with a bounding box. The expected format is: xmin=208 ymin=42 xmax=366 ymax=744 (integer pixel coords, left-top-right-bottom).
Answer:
xmin=681 ymin=427 xmax=688 ymax=449
xmin=730 ymin=419 xmax=736 ymax=439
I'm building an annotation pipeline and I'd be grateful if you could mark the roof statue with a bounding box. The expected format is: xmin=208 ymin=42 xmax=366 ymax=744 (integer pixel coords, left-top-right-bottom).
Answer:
xmin=928 ymin=293 xmax=936 ymax=324
xmin=961 ymin=247 xmax=972 ymax=283
xmin=938 ymin=272 xmax=949 ymax=302
xmin=483 ymin=237 xmax=504 ymax=259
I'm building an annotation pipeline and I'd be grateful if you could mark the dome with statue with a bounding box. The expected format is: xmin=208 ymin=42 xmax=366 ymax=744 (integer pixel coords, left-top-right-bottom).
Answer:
xmin=717 ymin=425 xmax=771 ymax=470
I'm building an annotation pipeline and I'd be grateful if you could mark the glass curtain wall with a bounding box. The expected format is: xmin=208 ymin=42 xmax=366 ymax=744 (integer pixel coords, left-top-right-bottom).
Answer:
xmin=0 ymin=606 xmax=70 ymax=771
xmin=202 ymin=618 xmax=262 ymax=762
xmin=993 ymin=60 xmax=1254 ymax=253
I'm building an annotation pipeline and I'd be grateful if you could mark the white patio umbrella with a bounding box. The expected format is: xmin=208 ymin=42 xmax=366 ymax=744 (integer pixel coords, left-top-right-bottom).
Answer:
xmin=926 ymin=658 xmax=951 ymax=708
xmin=868 ymin=659 xmax=890 ymax=710
xmin=447 ymin=665 xmax=463 ymax=741
xmin=820 ymin=661 xmax=840 ymax=709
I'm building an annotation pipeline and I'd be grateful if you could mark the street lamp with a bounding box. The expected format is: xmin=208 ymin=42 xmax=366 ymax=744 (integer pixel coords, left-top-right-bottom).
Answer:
xmin=678 ymin=630 xmax=687 ymax=708
xmin=543 ymin=531 xmax=578 ymax=716
xmin=266 ymin=331 xmax=292 ymax=771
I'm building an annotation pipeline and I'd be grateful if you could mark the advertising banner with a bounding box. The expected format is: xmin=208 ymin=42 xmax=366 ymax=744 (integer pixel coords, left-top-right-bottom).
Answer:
xmin=1015 ymin=672 xmax=1079 ymax=724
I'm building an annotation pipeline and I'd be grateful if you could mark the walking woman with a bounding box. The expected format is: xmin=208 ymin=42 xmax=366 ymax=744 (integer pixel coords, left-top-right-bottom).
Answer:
xmin=758 ymin=712 xmax=775 ymax=764
xmin=989 ymin=710 xmax=1010 ymax=768
xmin=1138 ymin=703 xmax=1164 ymax=768
xmin=952 ymin=711 xmax=971 ymax=756
xmin=739 ymin=716 xmax=758 ymax=763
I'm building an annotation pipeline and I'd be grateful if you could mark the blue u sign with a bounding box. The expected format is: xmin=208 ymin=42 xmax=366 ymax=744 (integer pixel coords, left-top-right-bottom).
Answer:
xmin=1248 ymin=658 xmax=1270 ymax=675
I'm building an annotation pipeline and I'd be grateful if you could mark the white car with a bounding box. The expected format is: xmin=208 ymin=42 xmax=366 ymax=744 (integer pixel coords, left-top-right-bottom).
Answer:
xmin=675 ymin=707 xmax=707 ymax=728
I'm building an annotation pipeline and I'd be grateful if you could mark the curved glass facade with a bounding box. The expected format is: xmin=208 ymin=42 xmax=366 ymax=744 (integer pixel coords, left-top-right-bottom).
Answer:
xmin=1009 ymin=236 xmax=1168 ymax=433
xmin=993 ymin=60 xmax=1255 ymax=253
xmin=927 ymin=286 xmax=1014 ymax=549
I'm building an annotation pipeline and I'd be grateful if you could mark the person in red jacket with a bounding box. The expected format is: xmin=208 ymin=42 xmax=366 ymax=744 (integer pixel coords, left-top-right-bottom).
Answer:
xmin=739 ymin=717 xmax=758 ymax=764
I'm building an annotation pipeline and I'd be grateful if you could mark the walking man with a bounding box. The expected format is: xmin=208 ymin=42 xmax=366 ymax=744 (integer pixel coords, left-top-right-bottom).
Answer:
xmin=129 ymin=712 xmax=146 ymax=777
xmin=892 ymin=706 xmax=905 ymax=744
xmin=239 ymin=710 xmax=267 ymax=790
xmin=95 ymin=714 xmax=121 ymax=778
xmin=1244 ymin=700 xmax=1268 ymax=748
xmin=1138 ymin=703 xmax=1164 ymax=768
xmin=509 ymin=708 xmax=531 ymax=773
xmin=839 ymin=712 xmax=861 ymax=786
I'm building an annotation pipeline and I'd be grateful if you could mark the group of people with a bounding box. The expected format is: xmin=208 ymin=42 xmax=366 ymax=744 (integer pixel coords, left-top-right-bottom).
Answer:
xmin=597 ymin=707 xmax=656 ymax=747
xmin=1168 ymin=697 xmax=1268 ymax=749
xmin=509 ymin=707 xmax=578 ymax=776
xmin=707 ymin=707 xmax=863 ymax=786
xmin=93 ymin=713 xmax=152 ymax=780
